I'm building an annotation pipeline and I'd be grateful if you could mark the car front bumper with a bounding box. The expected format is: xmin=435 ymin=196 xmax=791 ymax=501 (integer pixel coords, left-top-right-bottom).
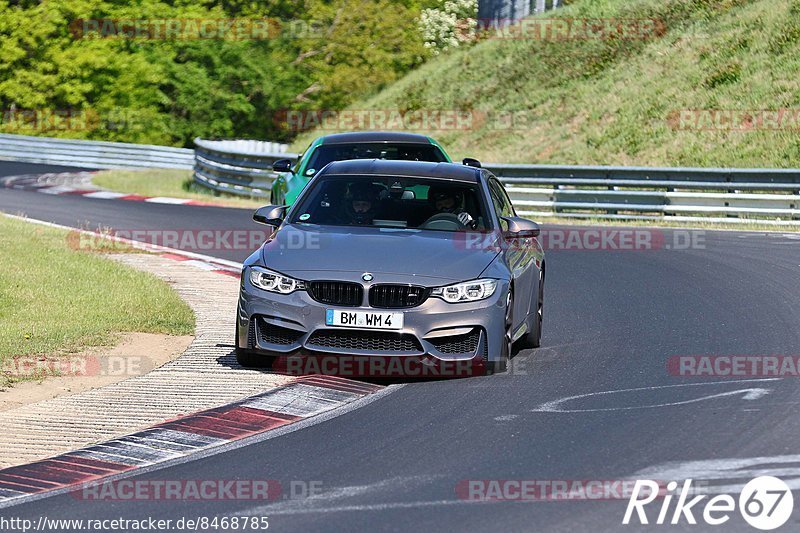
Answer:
xmin=237 ymin=275 xmax=509 ymax=376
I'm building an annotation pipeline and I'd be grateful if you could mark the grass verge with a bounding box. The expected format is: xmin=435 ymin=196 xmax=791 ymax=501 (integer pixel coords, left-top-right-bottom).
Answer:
xmin=0 ymin=215 xmax=195 ymax=387
xmin=92 ymin=169 xmax=267 ymax=209
xmin=292 ymin=0 xmax=800 ymax=168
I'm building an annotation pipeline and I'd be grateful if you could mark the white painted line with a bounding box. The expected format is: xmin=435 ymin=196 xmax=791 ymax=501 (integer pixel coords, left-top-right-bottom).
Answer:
xmin=181 ymin=259 xmax=220 ymax=271
xmin=144 ymin=197 xmax=192 ymax=204
xmin=82 ymin=191 xmax=127 ymax=199
xmin=633 ymin=454 xmax=800 ymax=494
xmin=0 ymin=489 xmax=27 ymax=499
xmin=531 ymin=378 xmax=782 ymax=413
xmin=37 ymin=186 xmax=75 ymax=195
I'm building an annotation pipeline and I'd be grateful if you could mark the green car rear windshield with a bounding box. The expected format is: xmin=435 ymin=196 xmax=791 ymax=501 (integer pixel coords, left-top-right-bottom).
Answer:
xmin=305 ymin=143 xmax=447 ymax=174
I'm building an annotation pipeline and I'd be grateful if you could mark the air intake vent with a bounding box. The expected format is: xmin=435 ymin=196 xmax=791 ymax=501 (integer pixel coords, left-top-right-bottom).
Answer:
xmin=429 ymin=328 xmax=481 ymax=354
xmin=307 ymin=330 xmax=422 ymax=353
xmin=256 ymin=318 xmax=304 ymax=346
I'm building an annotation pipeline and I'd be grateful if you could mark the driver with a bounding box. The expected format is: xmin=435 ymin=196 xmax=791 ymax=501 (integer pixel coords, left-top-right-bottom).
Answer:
xmin=429 ymin=186 xmax=475 ymax=227
xmin=344 ymin=182 xmax=379 ymax=225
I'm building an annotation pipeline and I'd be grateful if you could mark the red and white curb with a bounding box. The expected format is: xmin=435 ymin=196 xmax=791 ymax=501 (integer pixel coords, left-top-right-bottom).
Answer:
xmin=2 ymin=172 xmax=219 ymax=207
xmin=0 ymin=376 xmax=382 ymax=504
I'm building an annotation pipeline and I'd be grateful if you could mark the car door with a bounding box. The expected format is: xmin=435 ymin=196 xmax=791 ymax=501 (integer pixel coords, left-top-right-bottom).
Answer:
xmin=488 ymin=176 xmax=538 ymax=329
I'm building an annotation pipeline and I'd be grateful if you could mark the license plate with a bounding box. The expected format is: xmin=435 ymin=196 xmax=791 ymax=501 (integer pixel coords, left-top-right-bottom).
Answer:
xmin=326 ymin=309 xmax=403 ymax=330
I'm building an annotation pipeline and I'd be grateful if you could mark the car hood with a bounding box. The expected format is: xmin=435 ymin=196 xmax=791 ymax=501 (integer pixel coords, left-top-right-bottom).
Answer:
xmin=260 ymin=224 xmax=500 ymax=285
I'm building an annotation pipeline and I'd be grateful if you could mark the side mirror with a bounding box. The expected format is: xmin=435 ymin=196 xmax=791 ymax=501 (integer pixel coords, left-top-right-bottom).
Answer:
xmin=272 ymin=159 xmax=294 ymax=173
xmin=253 ymin=205 xmax=287 ymax=227
xmin=501 ymin=216 xmax=540 ymax=238
xmin=462 ymin=158 xmax=481 ymax=168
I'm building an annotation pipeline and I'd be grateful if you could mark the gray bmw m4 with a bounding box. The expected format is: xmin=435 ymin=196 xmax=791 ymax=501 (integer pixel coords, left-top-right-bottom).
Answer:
xmin=235 ymin=159 xmax=545 ymax=377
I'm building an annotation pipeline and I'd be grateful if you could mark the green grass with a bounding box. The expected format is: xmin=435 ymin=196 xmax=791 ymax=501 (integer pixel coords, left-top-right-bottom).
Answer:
xmin=292 ymin=0 xmax=800 ymax=168
xmin=92 ymin=169 xmax=267 ymax=209
xmin=0 ymin=216 xmax=195 ymax=386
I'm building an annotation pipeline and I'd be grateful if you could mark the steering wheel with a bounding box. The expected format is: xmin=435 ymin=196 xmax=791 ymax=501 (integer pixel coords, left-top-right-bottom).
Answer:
xmin=421 ymin=212 xmax=464 ymax=231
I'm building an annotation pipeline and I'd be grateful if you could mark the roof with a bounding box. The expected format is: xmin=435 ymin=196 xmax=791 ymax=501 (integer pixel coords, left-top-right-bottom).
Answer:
xmin=317 ymin=159 xmax=482 ymax=183
xmin=320 ymin=132 xmax=433 ymax=145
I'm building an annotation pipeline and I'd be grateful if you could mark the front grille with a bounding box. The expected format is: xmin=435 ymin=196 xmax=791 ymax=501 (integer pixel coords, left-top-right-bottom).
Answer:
xmin=369 ymin=285 xmax=429 ymax=308
xmin=309 ymin=281 xmax=363 ymax=306
xmin=429 ymin=328 xmax=481 ymax=354
xmin=256 ymin=318 xmax=304 ymax=345
xmin=307 ymin=330 xmax=422 ymax=353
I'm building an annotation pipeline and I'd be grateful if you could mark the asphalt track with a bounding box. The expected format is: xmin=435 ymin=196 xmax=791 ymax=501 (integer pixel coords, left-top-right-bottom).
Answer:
xmin=2 ymin=162 xmax=800 ymax=531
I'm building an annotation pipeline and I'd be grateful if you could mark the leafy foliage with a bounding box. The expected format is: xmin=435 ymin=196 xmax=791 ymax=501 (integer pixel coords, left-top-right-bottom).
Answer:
xmin=0 ymin=0 xmax=433 ymax=145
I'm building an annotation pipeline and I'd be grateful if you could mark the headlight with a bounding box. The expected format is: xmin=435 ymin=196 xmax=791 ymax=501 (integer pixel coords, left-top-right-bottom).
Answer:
xmin=249 ymin=266 xmax=305 ymax=294
xmin=431 ymin=279 xmax=497 ymax=303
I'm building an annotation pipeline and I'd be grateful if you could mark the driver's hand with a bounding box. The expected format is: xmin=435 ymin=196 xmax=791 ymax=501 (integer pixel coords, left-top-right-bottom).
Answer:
xmin=457 ymin=212 xmax=474 ymax=227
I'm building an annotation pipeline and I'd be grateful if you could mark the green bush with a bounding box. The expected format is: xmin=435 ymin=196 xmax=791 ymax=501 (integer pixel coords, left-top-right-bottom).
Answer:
xmin=0 ymin=0 xmax=434 ymax=146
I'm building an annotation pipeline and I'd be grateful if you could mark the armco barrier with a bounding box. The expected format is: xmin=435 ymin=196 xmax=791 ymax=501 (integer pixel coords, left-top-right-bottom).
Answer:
xmin=488 ymin=164 xmax=800 ymax=225
xmin=0 ymin=133 xmax=194 ymax=169
xmin=192 ymin=141 xmax=800 ymax=225
xmin=1 ymin=133 xmax=798 ymax=225
xmin=193 ymin=138 xmax=293 ymax=199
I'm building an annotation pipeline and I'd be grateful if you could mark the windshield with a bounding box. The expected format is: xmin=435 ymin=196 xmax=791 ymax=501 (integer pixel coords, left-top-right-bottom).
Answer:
xmin=290 ymin=175 xmax=491 ymax=232
xmin=303 ymin=143 xmax=447 ymax=176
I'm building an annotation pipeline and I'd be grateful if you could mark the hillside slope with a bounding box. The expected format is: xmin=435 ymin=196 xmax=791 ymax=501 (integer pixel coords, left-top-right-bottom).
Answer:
xmin=292 ymin=0 xmax=800 ymax=167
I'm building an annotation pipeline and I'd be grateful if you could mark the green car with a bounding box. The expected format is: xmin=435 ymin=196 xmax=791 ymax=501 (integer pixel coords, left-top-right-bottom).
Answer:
xmin=270 ymin=132 xmax=454 ymax=205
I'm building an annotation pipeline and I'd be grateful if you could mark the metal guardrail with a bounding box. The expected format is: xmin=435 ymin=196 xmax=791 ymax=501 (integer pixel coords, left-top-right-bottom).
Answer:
xmin=193 ymin=138 xmax=293 ymax=198
xmin=192 ymin=141 xmax=800 ymax=225
xmin=2 ymin=133 xmax=797 ymax=225
xmin=487 ymin=164 xmax=800 ymax=225
xmin=0 ymin=133 xmax=194 ymax=169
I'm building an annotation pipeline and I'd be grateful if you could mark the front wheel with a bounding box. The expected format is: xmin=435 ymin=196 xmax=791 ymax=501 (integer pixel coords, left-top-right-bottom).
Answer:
xmin=518 ymin=268 xmax=544 ymax=349
xmin=236 ymin=348 xmax=274 ymax=368
xmin=234 ymin=323 xmax=275 ymax=368
xmin=486 ymin=289 xmax=513 ymax=375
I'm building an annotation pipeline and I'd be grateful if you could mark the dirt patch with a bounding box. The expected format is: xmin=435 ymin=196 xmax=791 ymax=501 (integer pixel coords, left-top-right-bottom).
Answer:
xmin=0 ymin=332 xmax=192 ymax=411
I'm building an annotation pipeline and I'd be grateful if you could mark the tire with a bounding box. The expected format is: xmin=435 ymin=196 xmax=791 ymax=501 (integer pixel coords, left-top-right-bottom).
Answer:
xmin=518 ymin=268 xmax=544 ymax=349
xmin=235 ymin=348 xmax=274 ymax=368
xmin=486 ymin=288 xmax=513 ymax=375
xmin=234 ymin=323 xmax=275 ymax=369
